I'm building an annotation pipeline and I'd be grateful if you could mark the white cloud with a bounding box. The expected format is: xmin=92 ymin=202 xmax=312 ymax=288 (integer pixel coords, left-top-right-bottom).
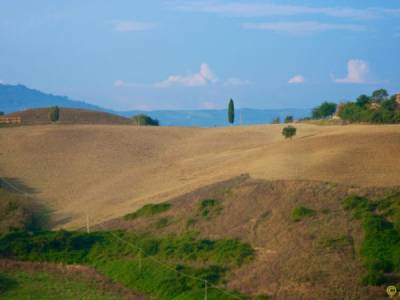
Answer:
xmin=224 ymin=78 xmax=251 ymax=86
xmin=114 ymin=64 xmax=250 ymax=89
xmin=111 ymin=20 xmax=156 ymax=32
xmin=175 ymin=2 xmax=381 ymax=19
xmin=288 ymin=75 xmax=305 ymax=84
xmin=154 ymin=63 xmax=218 ymax=88
xmin=242 ymin=21 xmax=364 ymax=34
xmin=335 ymin=59 xmax=369 ymax=84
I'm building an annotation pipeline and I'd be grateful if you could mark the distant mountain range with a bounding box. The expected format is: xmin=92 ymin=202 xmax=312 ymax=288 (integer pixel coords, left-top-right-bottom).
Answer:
xmin=0 ymin=83 xmax=311 ymax=127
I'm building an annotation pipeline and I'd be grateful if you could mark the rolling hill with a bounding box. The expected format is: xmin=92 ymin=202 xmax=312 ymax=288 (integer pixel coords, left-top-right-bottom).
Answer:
xmin=7 ymin=107 xmax=131 ymax=125
xmin=0 ymin=123 xmax=399 ymax=229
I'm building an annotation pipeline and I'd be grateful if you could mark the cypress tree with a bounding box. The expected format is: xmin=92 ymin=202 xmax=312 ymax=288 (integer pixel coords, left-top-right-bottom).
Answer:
xmin=49 ymin=106 xmax=60 ymax=122
xmin=228 ymin=99 xmax=235 ymax=125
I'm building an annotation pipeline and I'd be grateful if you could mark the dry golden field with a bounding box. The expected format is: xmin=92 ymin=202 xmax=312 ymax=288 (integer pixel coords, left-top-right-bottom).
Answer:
xmin=1 ymin=123 xmax=399 ymax=228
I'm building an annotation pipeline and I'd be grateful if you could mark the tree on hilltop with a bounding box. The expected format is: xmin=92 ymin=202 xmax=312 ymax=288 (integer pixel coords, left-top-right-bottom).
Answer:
xmin=48 ymin=106 xmax=60 ymax=122
xmin=228 ymin=99 xmax=235 ymax=125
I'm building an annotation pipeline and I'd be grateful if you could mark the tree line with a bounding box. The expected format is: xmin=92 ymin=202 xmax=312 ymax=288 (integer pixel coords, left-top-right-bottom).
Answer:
xmin=311 ymin=89 xmax=400 ymax=124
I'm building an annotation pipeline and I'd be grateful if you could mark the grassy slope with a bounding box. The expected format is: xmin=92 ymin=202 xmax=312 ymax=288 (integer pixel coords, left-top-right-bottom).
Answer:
xmin=0 ymin=271 xmax=119 ymax=300
xmin=98 ymin=176 xmax=400 ymax=299
xmin=0 ymin=124 xmax=399 ymax=228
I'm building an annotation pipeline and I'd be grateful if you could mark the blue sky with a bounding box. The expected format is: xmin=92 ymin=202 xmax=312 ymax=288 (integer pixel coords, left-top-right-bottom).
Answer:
xmin=0 ymin=0 xmax=399 ymax=111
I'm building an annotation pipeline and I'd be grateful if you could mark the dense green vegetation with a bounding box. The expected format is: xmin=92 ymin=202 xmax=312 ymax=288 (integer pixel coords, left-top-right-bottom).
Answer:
xmin=342 ymin=193 xmax=400 ymax=285
xmin=291 ymin=206 xmax=316 ymax=222
xmin=124 ymin=203 xmax=171 ymax=220
xmin=0 ymin=230 xmax=254 ymax=299
xmin=311 ymin=89 xmax=400 ymax=123
xmin=312 ymin=102 xmax=337 ymax=119
xmin=282 ymin=126 xmax=297 ymax=139
xmin=0 ymin=271 xmax=118 ymax=300
xmin=131 ymin=114 xmax=159 ymax=126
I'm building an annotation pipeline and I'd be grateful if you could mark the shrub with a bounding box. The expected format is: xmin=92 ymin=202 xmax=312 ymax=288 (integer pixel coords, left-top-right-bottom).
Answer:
xmin=124 ymin=203 xmax=171 ymax=220
xmin=132 ymin=114 xmax=159 ymax=126
xmin=282 ymin=126 xmax=296 ymax=139
xmin=291 ymin=206 xmax=316 ymax=222
xmin=343 ymin=194 xmax=400 ymax=286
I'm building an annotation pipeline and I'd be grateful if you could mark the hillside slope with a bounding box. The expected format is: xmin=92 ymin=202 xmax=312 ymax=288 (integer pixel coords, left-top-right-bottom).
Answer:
xmin=0 ymin=124 xmax=399 ymax=228
xmin=97 ymin=176 xmax=398 ymax=299
xmin=7 ymin=107 xmax=131 ymax=125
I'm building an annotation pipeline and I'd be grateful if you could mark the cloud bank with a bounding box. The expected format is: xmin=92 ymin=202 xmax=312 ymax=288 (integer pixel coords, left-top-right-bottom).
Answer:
xmin=288 ymin=75 xmax=305 ymax=84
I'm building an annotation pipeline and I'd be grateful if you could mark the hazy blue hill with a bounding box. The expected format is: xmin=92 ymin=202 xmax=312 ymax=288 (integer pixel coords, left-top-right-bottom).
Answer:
xmin=0 ymin=83 xmax=310 ymax=127
xmin=0 ymin=84 xmax=105 ymax=113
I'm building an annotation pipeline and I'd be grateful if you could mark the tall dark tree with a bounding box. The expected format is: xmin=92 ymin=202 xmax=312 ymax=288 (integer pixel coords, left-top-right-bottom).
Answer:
xmin=228 ymin=99 xmax=235 ymax=125
xmin=356 ymin=95 xmax=370 ymax=108
xmin=48 ymin=106 xmax=60 ymax=122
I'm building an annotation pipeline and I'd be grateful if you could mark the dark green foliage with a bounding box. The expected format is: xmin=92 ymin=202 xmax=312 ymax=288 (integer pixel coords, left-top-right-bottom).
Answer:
xmin=124 ymin=203 xmax=171 ymax=220
xmin=284 ymin=115 xmax=293 ymax=123
xmin=0 ymin=273 xmax=17 ymax=294
xmin=198 ymin=199 xmax=223 ymax=218
xmin=291 ymin=206 xmax=316 ymax=222
xmin=371 ymin=89 xmax=389 ymax=102
xmin=48 ymin=106 xmax=60 ymax=122
xmin=282 ymin=125 xmax=297 ymax=139
xmin=336 ymin=89 xmax=400 ymax=124
xmin=0 ymin=230 xmax=254 ymax=299
xmin=356 ymin=95 xmax=370 ymax=107
xmin=312 ymin=102 xmax=337 ymax=119
xmin=131 ymin=114 xmax=159 ymax=126
xmin=342 ymin=193 xmax=400 ymax=286
xmin=228 ymin=99 xmax=235 ymax=124
xmin=0 ymin=111 xmax=4 ymax=116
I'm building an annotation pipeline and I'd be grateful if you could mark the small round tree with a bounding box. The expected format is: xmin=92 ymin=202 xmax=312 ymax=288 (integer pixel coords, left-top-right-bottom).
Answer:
xmin=132 ymin=114 xmax=159 ymax=126
xmin=282 ymin=125 xmax=297 ymax=139
xmin=48 ymin=106 xmax=60 ymax=122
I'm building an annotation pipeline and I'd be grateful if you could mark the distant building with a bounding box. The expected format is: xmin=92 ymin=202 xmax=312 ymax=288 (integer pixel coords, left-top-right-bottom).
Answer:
xmin=0 ymin=116 xmax=22 ymax=124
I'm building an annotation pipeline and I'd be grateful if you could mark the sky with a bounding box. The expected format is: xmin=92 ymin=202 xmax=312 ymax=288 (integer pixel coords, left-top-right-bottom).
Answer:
xmin=0 ymin=0 xmax=399 ymax=111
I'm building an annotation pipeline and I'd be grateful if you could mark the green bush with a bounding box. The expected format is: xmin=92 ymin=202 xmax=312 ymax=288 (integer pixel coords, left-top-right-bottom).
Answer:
xmin=132 ymin=114 xmax=159 ymax=126
xmin=0 ymin=273 xmax=17 ymax=294
xmin=124 ymin=203 xmax=171 ymax=220
xmin=282 ymin=126 xmax=297 ymax=139
xmin=154 ymin=217 xmax=171 ymax=229
xmin=343 ymin=193 xmax=400 ymax=286
xmin=291 ymin=206 xmax=316 ymax=222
